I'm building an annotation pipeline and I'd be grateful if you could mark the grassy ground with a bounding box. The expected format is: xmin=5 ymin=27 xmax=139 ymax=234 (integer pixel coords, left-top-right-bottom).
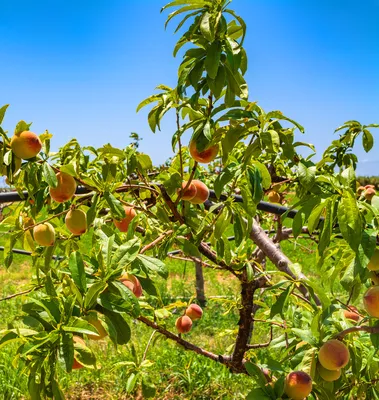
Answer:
xmin=0 ymin=218 xmax=328 ymax=399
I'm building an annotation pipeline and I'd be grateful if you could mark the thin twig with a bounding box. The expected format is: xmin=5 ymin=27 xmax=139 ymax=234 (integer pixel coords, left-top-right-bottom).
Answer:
xmin=247 ymin=326 xmax=273 ymax=349
xmin=140 ymin=230 xmax=173 ymax=254
xmin=142 ymin=330 xmax=156 ymax=362
xmin=335 ymin=325 xmax=379 ymax=340
xmin=0 ymin=285 xmax=44 ymax=302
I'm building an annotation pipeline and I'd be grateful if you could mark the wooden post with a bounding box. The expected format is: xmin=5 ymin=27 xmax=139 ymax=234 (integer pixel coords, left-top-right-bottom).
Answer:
xmin=194 ymin=260 xmax=206 ymax=307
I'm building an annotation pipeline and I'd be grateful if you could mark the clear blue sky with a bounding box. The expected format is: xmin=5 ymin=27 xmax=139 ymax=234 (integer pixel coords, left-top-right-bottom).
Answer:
xmin=1 ymin=0 xmax=378 ymax=175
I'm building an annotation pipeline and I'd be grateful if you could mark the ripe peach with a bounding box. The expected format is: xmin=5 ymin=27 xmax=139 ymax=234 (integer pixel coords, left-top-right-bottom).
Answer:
xmin=10 ymin=131 xmax=42 ymax=160
xmin=317 ymin=364 xmax=341 ymax=382
xmin=267 ymin=191 xmax=280 ymax=203
xmin=185 ymin=304 xmax=203 ymax=320
xmin=113 ymin=206 xmax=136 ymax=232
xmin=65 ymin=209 xmax=87 ymax=236
xmin=120 ymin=274 xmax=143 ymax=298
xmin=189 ymin=180 xmax=209 ymax=204
xmin=365 ymin=185 xmax=375 ymax=189
xmin=343 ymin=306 xmax=360 ymax=322
xmin=363 ymin=286 xmax=379 ymax=318
xmin=86 ymin=315 xmax=108 ymax=341
xmin=49 ymin=172 xmax=77 ymax=203
xmin=365 ymin=188 xmax=376 ymax=201
xmin=178 ymin=181 xmax=197 ymax=201
xmin=72 ymin=335 xmax=86 ymax=370
xmin=368 ymin=249 xmax=379 ymax=271
xmin=284 ymin=371 xmax=312 ymax=400
xmin=175 ymin=315 xmax=193 ymax=334
xmin=318 ymin=340 xmax=349 ymax=370
xmin=33 ymin=222 xmax=55 ymax=246
xmin=189 ymin=141 xmax=218 ymax=164
xmin=72 ymin=359 xmax=84 ymax=370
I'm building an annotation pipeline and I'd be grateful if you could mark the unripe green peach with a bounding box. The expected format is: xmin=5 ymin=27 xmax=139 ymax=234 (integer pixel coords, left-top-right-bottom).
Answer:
xmin=65 ymin=209 xmax=87 ymax=236
xmin=175 ymin=315 xmax=193 ymax=334
xmin=318 ymin=340 xmax=349 ymax=370
xmin=33 ymin=222 xmax=55 ymax=246
xmin=363 ymin=286 xmax=379 ymax=318
xmin=317 ymin=364 xmax=341 ymax=382
xmin=11 ymin=131 xmax=42 ymax=160
xmin=120 ymin=274 xmax=143 ymax=298
xmin=284 ymin=371 xmax=312 ymax=400
xmin=185 ymin=304 xmax=203 ymax=320
xmin=113 ymin=206 xmax=136 ymax=232
xmin=368 ymin=249 xmax=379 ymax=271
xmin=189 ymin=141 xmax=218 ymax=164
xmin=189 ymin=180 xmax=209 ymax=204
xmin=50 ymin=172 xmax=77 ymax=203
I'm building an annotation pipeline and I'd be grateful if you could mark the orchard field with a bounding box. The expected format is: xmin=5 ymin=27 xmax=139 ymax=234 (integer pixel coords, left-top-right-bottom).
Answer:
xmin=1 ymin=1 xmax=379 ymax=400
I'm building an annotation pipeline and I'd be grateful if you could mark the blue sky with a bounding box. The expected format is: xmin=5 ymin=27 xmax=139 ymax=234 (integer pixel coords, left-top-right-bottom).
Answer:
xmin=1 ymin=0 xmax=378 ymax=175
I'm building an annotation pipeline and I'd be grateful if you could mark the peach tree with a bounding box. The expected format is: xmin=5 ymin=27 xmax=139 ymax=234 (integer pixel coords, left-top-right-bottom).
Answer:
xmin=1 ymin=0 xmax=379 ymax=399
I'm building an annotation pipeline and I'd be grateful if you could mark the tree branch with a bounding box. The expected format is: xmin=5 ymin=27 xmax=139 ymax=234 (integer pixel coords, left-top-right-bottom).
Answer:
xmin=137 ymin=315 xmax=232 ymax=367
xmin=335 ymin=325 xmax=379 ymax=340
xmin=140 ymin=230 xmax=173 ymax=254
xmin=249 ymin=219 xmax=321 ymax=306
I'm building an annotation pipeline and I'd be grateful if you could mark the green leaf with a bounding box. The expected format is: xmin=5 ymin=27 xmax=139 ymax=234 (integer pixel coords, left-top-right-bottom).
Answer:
xmin=103 ymin=309 xmax=131 ymax=345
xmin=62 ymin=332 xmax=74 ymax=373
xmin=104 ymin=192 xmax=126 ymax=220
xmin=62 ymin=318 xmax=100 ymax=336
xmin=84 ymin=281 xmax=107 ymax=310
xmin=266 ymin=111 xmax=305 ymax=133
xmin=99 ymin=281 xmax=140 ymax=317
xmin=43 ymin=163 xmax=59 ymax=188
xmin=246 ymin=388 xmax=271 ymax=400
xmin=270 ymin=285 xmax=292 ymax=318
xmin=51 ymin=379 xmax=65 ymax=400
xmin=200 ymin=12 xmax=214 ymax=41
xmin=363 ymin=129 xmax=374 ymax=152
xmin=142 ymin=378 xmax=156 ymax=398
xmin=337 ymin=190 xmax=362 ymax=252
xmin=111 ymin=238 xmax=141 ymax=268
xmin=0 ymin=104 xmax=9 ymax=125
xmin=87 ymin=193 xmax=99 ymax=227
xmin=69 ymin=252 xmax=87 ymax=293
xmin=134 ymin=255 xmax=168 ymax=279
xmin=297 ymin=163 xmax=316 ymax=190
xmin=307 ymin=202 xmax=325 ymax=234
xmin=14 ymin=120 xmax=32 ymax=135
xmin=205 ymin=40 xmax=221 ymax=79
xmin=318 ymin=199 xmax=333 ymax=255
xmin=207 ymin=64 xmax=226 ymax=99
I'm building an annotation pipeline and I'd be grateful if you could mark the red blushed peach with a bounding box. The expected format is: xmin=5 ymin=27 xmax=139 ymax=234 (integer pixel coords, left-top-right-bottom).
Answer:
xmin=365 ymin=185 xmax=375 ymax=189
xmin=185 ymin=304 xmax=203 ymax=320
xmin=365 ymin=188 xmax=376 ymax=201
xmin=113 ymin=206 xmax=136 ymax=232
xmin=120 ymin=274 xmax=143 ymax=298
xmin=11 ymin=131 xmax=42 ymax=160
xmin=49 ymin=172 xmax=77 ymax=203
xmin=189 ymin=141 xmax=218 ymax=164
xmin=175 ymin=315 xmax=193 ymax=334
xmin=284 ymin=371 xmax=312 ymax=400
xmin=72 ymin=358 xmax=84 ymax=370
xmin=363 ymin=286 xmax=379 ymax=318
xmin=343 ymin=306 xmax=360 ymax=322
xmin=178 ymin=181 xmax=197 ymax=201
xmin=189 ymin=180 xmax=209 ymax=204
xmin=318 ymin=340 xmax=350 ymax=370
xmin=357 ymin=186 xmax=365 ymax=195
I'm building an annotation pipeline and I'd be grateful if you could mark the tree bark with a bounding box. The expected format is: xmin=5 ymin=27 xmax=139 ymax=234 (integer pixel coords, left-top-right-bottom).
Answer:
xmin=194 ymin=260 xmax=206 ymax=307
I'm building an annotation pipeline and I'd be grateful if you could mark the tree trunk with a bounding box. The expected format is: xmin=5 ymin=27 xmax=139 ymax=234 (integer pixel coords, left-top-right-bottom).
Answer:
xmin=194 ymin=260 xmax=206 ymax=307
